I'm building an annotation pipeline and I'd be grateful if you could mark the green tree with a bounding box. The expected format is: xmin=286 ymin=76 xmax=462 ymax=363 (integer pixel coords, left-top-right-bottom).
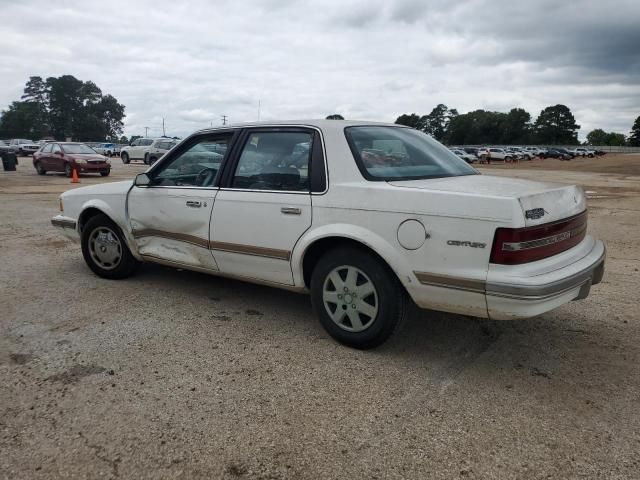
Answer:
xmin=586 ymin=129 xmax=626 ymax=146
xmin=422 ymin=104 xmax=458 ymax=141
xmin=0 ymin=101 xmax=48 ymax=139
xmin=629 ymin=115 xmax=640 ymax=146
xmin=446 ymin=110 xmax=508 ymax=145
xmin=326 ymin=114 xmax=344 ymax=120
xmin=605 ymin=132 xmax=626 ymax=146
xmin=394 ymin=113 xmax=425 ymax=130
xmin=119 ymin=135 xmax=129 ymax=144
xmin=501 ymin=108 xmax=531 ymax=144
xmin=0 ymin=75 xmax=125 ymax=141
xmin=534 ymin=104 xmax=580 ymax=145
xmin=586 ymin=128 xmax=608 ymax=145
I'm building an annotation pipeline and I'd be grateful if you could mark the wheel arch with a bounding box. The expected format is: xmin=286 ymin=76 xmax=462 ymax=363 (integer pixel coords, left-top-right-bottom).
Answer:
xmin=77 ymin=201 xmax=141 ymax=259
xmin=294 ymin=227 xmax=412 ymax=291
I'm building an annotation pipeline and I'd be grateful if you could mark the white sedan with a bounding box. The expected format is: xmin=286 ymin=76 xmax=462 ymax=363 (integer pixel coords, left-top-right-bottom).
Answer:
xmin=52 ymin=120 xmax=605 ymax=349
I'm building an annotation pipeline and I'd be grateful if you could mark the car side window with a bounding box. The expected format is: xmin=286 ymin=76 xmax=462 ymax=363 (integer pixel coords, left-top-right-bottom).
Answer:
xmin=143 ymin=139 xmax=153 ymax=146
xmin=231 ymin=131 xmax=312 ymax=192
xmin=52 ymin=144 xmax=61 ymax=154
xmin=43 ymin=143 xmax=53 ymax=153
xmin=150 ymin=135 xmax=231 ymax=188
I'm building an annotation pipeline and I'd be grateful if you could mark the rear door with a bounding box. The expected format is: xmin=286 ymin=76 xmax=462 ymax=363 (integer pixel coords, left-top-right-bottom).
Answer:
xmin=127 ymin=132 xmax=235 ymax=270
xmin=210 ymin=128 xmax=320 ymax=285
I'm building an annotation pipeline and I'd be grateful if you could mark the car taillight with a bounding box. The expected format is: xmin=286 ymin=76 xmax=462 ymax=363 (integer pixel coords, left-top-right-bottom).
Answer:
xmin=490 ymin=211 xmax=587 ymax=265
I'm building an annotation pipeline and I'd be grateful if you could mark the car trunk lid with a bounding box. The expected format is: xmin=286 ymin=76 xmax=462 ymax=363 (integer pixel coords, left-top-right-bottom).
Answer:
xmin=388 ymin=174 xmax=586 ymax=227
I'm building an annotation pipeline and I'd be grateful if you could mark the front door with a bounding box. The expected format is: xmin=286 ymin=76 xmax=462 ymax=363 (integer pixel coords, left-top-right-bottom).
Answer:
xmin=127 ymin=133 xmax=234 ymax=270
xmin=211 ymin=129 xmax=314 ymax=285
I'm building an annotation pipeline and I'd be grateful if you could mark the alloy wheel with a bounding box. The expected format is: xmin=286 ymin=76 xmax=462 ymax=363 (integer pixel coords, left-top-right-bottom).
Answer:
xmin=322 ymin=265 xmax=379 ymax=332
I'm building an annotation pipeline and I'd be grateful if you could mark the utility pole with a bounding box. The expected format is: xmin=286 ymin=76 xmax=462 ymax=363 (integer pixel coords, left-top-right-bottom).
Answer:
xmin=144 ymin=126 xmax=149 ymax=137
xmin=162 ymin=118 xmax=166 ymax=137
xmin=221 ymin=115 xmax=227 ymax=126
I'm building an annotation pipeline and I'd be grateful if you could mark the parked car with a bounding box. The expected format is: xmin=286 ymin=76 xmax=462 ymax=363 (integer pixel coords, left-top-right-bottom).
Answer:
xmin=554 ymin=147 xmax=576 ymax=159
xmin=51 ymin=120 xmax=605 ymax=349
xmin=505 ymin=147 xmax=524 ymax=161
xmin=9 ymin=138 xmax=40 ymax=156
xmin=478 ymin=147 xmax=514 ymax=162
xmin=571 ymin=147 xmax=595 ymax=158
xmin=33 ymin=142 xmax=111 ymax=177
xmin=145 ymin=138 xmax=178 ymax=165
xmin=92 ymin=142 xmax=120 ymax=157
xmin=450 ymin=148 xmax=477 ymax=164
xmin=120 ymin=137 xmax=158 ymax=164
xmin=0 ymin=140 xmax=11 ymax=154
xmin=541 ymin=148 xmax=572 ymax=160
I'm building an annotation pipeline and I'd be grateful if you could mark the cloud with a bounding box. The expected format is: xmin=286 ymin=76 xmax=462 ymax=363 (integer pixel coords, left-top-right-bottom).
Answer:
xmin=0 ymin=0 xmax=638 ymax=140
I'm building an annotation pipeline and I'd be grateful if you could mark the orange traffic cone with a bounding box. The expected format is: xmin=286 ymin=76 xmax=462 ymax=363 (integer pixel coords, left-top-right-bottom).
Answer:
xmin=71 ymin=168 xmax=79 ymax=184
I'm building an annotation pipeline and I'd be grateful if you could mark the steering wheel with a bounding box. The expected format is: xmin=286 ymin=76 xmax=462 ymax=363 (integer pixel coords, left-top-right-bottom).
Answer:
xmin=195 ymin=167 xmax=216 ymax=187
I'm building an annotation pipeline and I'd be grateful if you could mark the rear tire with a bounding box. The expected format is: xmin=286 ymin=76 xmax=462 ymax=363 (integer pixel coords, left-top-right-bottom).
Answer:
xmin=143 ymin=153 xmax=149 ymax=165
xmin=35 ymin=162 xmax=46 ymax=175
xmin=149 ymin=156 xmax=157 ymax=165
xmin=310 ymin=247 xmax=407 ymax=349
xmin=121 ymin=152 xmax=130 ymax=164
xmin=81 ymin=214 xmax=139 ymax=280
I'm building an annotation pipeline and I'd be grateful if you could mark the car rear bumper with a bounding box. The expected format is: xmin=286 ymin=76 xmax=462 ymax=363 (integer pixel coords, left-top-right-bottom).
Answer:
xmin=486 ymin=236 xmax=605 ymax=320
xmin=51 ymin=215 xmax=80 ymax=242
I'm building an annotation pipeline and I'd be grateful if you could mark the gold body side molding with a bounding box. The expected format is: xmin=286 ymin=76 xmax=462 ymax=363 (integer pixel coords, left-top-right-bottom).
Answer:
xmin=132 ymin=229 xmax=291 ymax=261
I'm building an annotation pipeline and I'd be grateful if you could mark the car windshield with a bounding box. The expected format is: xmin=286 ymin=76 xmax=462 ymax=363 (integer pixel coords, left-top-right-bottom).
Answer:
xmin=62 ymin=144 xmax=97 ymax=154
xmin=345 ymin=126 xmax=477 ymax=181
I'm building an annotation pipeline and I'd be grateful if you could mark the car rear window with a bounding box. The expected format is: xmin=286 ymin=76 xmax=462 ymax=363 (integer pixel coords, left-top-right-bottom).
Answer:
xmin=345 ymin=126 xmax=477 ymax=181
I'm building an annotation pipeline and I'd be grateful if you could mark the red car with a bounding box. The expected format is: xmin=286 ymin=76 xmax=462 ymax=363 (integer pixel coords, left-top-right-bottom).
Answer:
xmin=33 ymin=142 xmax=111 ymax=177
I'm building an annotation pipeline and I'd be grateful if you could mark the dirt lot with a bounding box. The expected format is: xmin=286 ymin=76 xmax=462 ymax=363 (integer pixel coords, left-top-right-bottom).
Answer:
xmin=1 ymin=154 xmax=639 ymax=479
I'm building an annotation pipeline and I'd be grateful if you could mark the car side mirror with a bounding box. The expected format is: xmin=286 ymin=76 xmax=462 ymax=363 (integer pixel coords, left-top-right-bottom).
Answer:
xmin=134 ymin=173 xmax=151 ymax=187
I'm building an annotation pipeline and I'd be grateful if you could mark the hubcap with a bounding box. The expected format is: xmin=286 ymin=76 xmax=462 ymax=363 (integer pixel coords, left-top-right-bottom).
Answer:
xmin=322 ymin=265 xmax=378 ymax=332
xmin=88 ymin=226 xmax=122 ymax=270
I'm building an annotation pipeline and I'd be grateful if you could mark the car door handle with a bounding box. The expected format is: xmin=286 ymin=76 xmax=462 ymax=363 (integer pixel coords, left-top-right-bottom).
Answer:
xmin=186 ymin=200 xmax=202 ymax=208
xmin=281 ymin=207 xmax=301 ymax=215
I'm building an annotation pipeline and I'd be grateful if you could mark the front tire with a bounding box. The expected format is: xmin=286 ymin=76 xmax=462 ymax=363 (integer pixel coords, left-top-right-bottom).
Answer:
xmin=64 ymin=163 xmax=72 ymax=178
xmin=121 ymin=152 xmax=130 ymax=164
xmin=81 ymin=214 xmax=139 ymax=279
xmin=310 ymin=247 xmax=407 ymax=349
xmin=100 ymin=170 xmax=110 ymax=177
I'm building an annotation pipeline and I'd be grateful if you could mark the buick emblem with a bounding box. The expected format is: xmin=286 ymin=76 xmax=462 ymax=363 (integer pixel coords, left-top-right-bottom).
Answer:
xmin=525 ymin=208 xmax=547 ymax=220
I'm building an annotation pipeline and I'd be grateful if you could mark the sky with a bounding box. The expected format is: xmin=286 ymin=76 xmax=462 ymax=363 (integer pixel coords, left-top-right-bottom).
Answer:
xmin=0 ymin=0 xmax=639 ymax=140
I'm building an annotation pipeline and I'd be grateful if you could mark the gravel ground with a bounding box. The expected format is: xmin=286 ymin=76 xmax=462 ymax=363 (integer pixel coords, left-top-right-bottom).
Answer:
xmin=1 ymin=155 xmax=639 ymax=479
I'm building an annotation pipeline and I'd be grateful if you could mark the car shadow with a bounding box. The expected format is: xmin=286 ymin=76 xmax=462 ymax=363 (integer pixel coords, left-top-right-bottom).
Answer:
xmin=130 ymin=263 xmax=603 ymax=386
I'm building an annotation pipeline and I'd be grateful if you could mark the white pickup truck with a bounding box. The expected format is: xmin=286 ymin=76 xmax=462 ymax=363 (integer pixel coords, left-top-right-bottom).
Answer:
xmin=9 ymin=138 xmax=40 ymax=156
xmin=51 ymin=120 xmax=605 ymax=349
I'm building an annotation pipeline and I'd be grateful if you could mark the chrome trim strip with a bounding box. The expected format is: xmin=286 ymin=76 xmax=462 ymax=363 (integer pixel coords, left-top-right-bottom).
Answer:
xmin=414 ymin=243 xmax=606 ymax=301
xmin=413 ymin=272 xmax=486 ymax=294
xmin=132 ymin=229 xmax=210 ymax=249
xmin=51 ymin=218 xmax=77 ymax=229
xmin=486 ymin=246 xmax=606 ymax=301
xmin=132 ymin=228 xmax=291 ymax=261
xmin=209 ymin=241 xmax=291 ymax=261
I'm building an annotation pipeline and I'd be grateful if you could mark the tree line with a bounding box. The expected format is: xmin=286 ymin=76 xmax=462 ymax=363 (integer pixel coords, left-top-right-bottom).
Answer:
xmin=394 ymin=104 xmax=640 ymax=147
xmin=0 ymin=75 xmax=126 ymax=142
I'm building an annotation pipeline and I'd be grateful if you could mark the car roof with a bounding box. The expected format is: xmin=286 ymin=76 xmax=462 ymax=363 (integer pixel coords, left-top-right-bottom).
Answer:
xmin=194 ymin=119 xmax=399 ymax=135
